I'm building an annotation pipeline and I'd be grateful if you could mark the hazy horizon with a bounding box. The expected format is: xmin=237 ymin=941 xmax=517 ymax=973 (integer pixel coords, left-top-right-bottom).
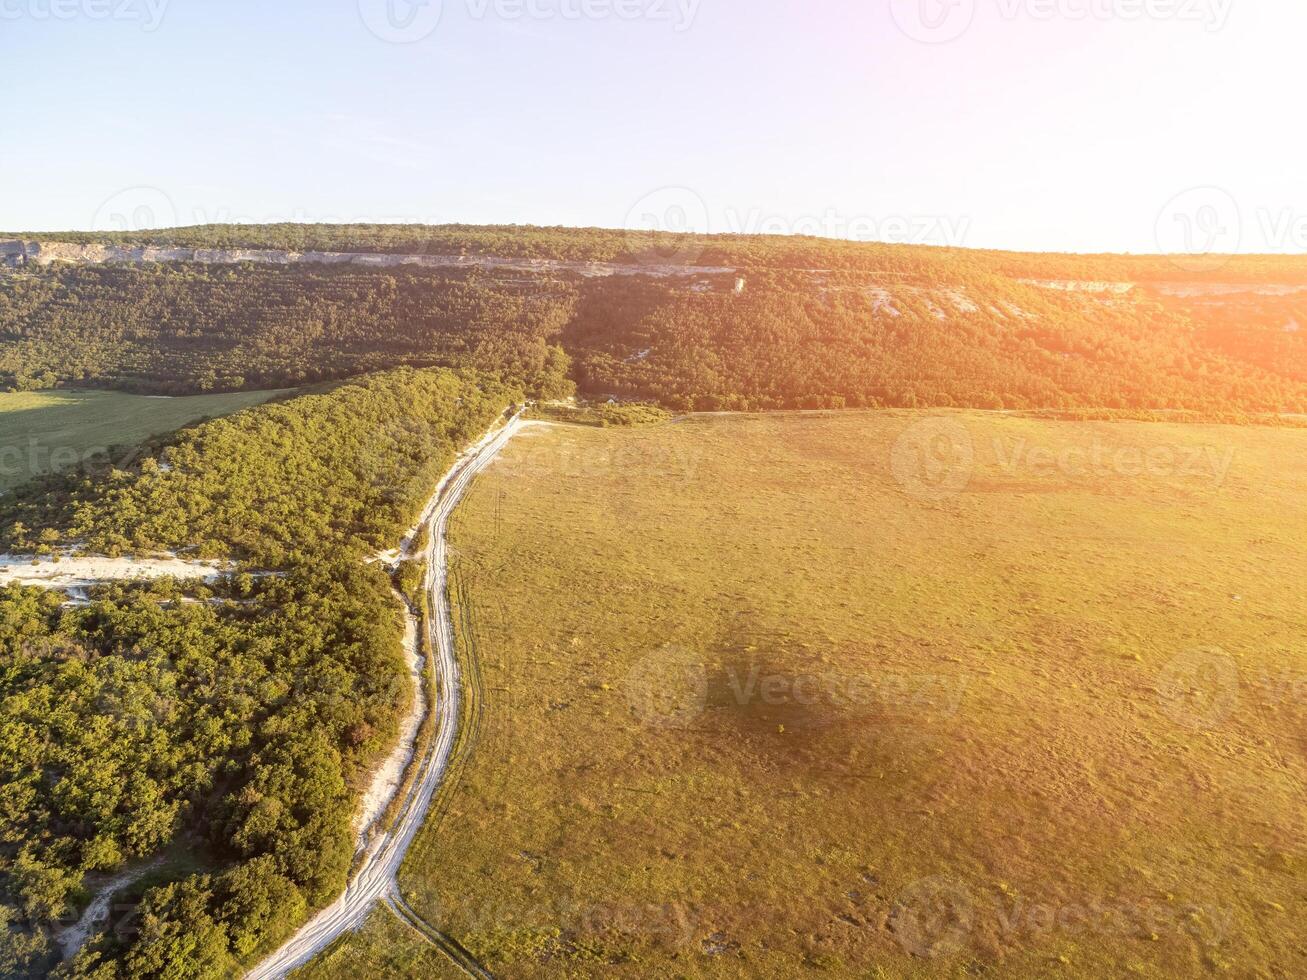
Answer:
xmin=5 ymin=1 xmax=1307 ymax=255
xmin=4 ymin=219 xmax=1306 ymax=262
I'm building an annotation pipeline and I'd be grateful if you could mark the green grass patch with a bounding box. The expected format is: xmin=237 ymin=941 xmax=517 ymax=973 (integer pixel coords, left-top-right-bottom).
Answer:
xmin=0 ymin=388 xmax=289 ymax=492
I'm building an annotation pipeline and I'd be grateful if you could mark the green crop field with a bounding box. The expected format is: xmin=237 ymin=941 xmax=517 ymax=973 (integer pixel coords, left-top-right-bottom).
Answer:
xmin=0 ymin=388 xmax=290 ymax=492
xmin=309 ymin=410 xmax=1306 ymax=979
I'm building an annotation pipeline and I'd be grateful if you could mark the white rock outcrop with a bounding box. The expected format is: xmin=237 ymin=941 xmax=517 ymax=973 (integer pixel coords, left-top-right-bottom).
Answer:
xmin=0 ymin=240 xmax=734 ymax=278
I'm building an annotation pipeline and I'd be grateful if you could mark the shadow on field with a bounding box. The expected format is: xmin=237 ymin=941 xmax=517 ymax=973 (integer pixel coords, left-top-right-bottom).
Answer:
xmin=700 ymin=653 xmax=963 ymax=776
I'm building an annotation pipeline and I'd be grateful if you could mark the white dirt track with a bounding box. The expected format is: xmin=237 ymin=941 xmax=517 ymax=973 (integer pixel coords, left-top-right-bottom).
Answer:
xmin=246 ymin=412 xmax=523 ymax=979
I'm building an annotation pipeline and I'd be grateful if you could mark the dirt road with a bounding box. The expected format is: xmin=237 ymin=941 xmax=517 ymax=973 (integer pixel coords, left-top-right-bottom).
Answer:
xmin=246 ymin=412 xmax=523 ymax=979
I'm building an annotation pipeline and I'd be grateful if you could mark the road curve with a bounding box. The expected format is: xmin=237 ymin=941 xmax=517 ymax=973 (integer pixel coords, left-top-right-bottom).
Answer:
xmin=247 ymin=411 xmax=524 ymax=979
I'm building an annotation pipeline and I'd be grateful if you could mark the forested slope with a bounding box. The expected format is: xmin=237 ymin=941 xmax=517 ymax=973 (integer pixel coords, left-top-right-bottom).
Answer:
xmin=0 ymin=264 xmax=575 ymax=397
xmin=0 ymin=368 xmax=520 ymax=978
xmin=3 ymin=226 xmax=1307 ymax=415
xmin=566 ymin=271 xmax=1307 ymax=413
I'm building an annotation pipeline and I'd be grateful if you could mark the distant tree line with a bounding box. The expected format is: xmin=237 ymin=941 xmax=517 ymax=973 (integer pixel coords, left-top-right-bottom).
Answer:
xmin=2 ymin=256 xmax=1306 ymax=416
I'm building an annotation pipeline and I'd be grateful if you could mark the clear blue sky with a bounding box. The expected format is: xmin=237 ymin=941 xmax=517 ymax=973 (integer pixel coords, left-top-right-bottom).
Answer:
xmin=3 ymin=0 xmax=1305 ymax=253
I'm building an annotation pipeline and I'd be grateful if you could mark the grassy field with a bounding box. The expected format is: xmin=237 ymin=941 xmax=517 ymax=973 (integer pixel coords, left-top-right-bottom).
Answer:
xmin=0 ymin=388 xmax=289 ymax=492
xmin=305 ymin=411 xmax=1306 ymax=978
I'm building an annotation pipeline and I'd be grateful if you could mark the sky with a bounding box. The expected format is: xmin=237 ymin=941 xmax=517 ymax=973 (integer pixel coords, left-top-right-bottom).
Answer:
xmin=2 ymin=0 xmax=1306 ymax=253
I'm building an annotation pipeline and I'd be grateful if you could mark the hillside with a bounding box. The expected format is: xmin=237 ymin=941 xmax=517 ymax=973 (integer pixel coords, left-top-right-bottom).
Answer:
xmin=0 ymin=368 xmax=519 ymax=977
xmin=2 ymin=227 xmax=1307 ymax=414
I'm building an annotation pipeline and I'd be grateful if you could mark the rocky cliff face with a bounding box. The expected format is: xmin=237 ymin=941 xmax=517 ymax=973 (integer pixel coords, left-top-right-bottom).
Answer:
xmin=0 ymin=241 xmax=31 ymax=269
xmin=11 ymin=242 xmax=1306 ymax=300
xmin=0 ymin=240 xmax=734 ymax=278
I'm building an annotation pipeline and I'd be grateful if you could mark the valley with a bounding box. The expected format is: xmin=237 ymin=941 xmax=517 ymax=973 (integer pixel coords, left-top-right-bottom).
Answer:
xmin=0 ymin=228 xmax=1304 ymax=980
xmin=303 ymin=410 xmax=1307 ymax=978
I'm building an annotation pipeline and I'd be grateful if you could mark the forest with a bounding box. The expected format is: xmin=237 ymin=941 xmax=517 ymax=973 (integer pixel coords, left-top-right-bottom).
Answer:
xmin=564 ymin=270 xmax=1307 ymax=413
xmin=0 ymin=368 xmax=520 ymax=978
xmin=0 ymin=264 xmax=575 ymax=398
xmin=2 ymin=239 xmax=1307 ymax=415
